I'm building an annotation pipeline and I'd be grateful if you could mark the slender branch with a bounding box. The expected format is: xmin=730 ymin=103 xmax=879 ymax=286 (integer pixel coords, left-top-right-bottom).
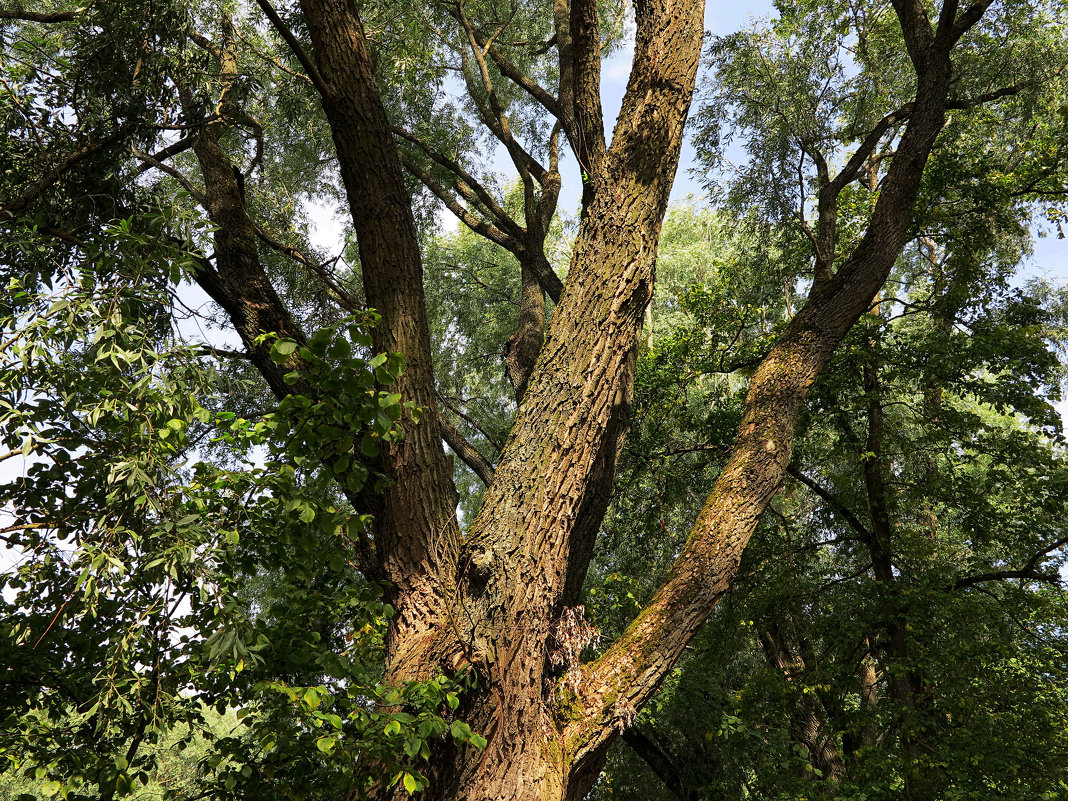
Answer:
xmin=946 ymin=76 xmax=1053 ymax=110
xmin=237 ymin=28 xmax=314 ymax=86
xmin=194 ymin=345 xmax=251 ymax=360
xmin=1 ymin=131 xmax=127 ymax=219
xmin=254 ymin=0 xmax=329 ymax=98
xmin=954 ymin=538 xmax=1068 ymax=590
xmin=953 ymin=568 xmax=1062 ymax=590
xmin=482 ymin=38 xmax=562 ymax=120
xmin=399 ymin=154 xmax=520 ymax=252
xmin=787 ymin=466 xmax=875 ymax=542
xmin=439 ymin=413 xmax=495 ymax=487
xmin=393 ymin=125 xmax=525 ymax=240
xmin=132 ymin=146 xmax=209 ymax=205
xmin=250 ymin=220 xmax=361 ymax=311
xmin=451 ymin=3 xmax=550 ymax=186
xmin=438 ymin=394 xmax=504 ymax=453
xmin=135 ymin=136 xmax=195 ymax=176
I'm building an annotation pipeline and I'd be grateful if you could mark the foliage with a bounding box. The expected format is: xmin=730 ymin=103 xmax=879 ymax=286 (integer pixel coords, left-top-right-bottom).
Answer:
xmin=2 ymin=0 xmax=1067 ymax=798
xmin=0 ymin=219 xmax=482 ymax=800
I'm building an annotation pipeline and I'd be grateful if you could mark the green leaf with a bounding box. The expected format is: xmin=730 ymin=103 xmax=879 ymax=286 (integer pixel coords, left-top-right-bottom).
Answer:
xmin=270 ymin=339 xmax=298 ymax=362
xmin=402 ymin=773 xmax=419 ymax=793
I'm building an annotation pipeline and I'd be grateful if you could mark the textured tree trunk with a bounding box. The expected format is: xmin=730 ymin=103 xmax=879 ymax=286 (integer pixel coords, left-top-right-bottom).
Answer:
xmin=297 ymin=0 xmax=463 ymax=687
xmin=236 ymin=1 xmax=991 ymax=797
xmin=759 ymin=625 xmax=846 ymax=788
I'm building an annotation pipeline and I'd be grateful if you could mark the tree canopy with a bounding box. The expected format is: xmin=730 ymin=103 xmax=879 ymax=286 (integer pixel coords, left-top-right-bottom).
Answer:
xmin=1 ymin=0 xmax=1067 ymax=799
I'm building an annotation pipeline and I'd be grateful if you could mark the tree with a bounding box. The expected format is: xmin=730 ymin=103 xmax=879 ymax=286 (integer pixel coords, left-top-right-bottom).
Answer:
xmin=585 ymin=207 xmax=1068 ymax=801
xmin=1 ymin=0 xmax=1065 ymax=799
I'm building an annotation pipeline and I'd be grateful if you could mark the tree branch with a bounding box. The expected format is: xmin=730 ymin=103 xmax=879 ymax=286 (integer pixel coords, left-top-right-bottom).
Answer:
xmin=889 ymin=0 xmax=934 ymax=70
xmin=398 ymin=153 xmax=520 ymax=252
xmin=438 ymin=393 xmax=504 ymax=454
xmin=830 ymin=103 xmax=913 ymax=196
xmin=0 ymin=7 xmax=80 ymax=22
xmin=484 ymin=40 xmax=563 ymax=120
xmin=786 ymin=466 xmax=875 ymax=542
xmin=953 ymin=568 xmax=1062 ymax=590
xmin=134 ymin=136 xmax=196 ymax=176
xmin=621 ymin=727 xmax=697 ymax=801
xmin=954 ymin=538 xmax=1068 ymax=590
xmin=567 ymin=0 xmax=606 ymax=186
xmin=451 ymin=3 xmax=550 ymax=189
xmin=439 ymin=413 xmax=495 ymax=487
xmin=393 ymin=125 xmax=525 ymax=240
xmin=250 ymin=220 xmax=361 ymax=311
xmin=1 ymin=130 xmax=127 ymax=220
xmin=950 ymin=0 xmax=996 ymax=44
xmin=254 ymin=0 xmax=329 ymax=98
xmin=132 ymin=145 xmax=209 ymax=205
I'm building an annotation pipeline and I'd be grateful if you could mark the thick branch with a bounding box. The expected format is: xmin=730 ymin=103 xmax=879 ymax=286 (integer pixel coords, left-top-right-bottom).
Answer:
xmin=950 ymin=0 xmax=996 ymax=43
xmin=832 ymin=104 xmax=913 ymax=194
xmin=0 ymin=7 xmax=79 ymax=22
xmin=298 ymin=0 xmax=462 ymax=681
xmin=134 ymin=136 xmax=195 ymax=175
xmin=889 ymin=0 xmax=934 ymax=71
xmin=567 ymin=17 xmax=961 ymax=767
xmin=568 ymin=0 xmax=606 ymax=186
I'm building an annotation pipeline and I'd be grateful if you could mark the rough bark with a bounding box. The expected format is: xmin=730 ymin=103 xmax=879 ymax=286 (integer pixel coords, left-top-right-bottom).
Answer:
xmin=178 ymin=28 xmax=383 ymax=577
xmin=254 ymin=0 xmax=994 ymax=798
xmin=296 ymin=0 xmax=463 ymax=683
xmin=758 ymin=624 xmax=845 ymax=788
xmin=441 ymin=0 xmax=705 ymax=791
xmin=504 ymin=260 xmax=547 ymax=404
xmin=564 ymin=24 xmax=960 ymax=783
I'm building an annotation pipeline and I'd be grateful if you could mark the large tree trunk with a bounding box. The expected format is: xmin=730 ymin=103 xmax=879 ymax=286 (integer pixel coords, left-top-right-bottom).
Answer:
xmin=296 ymin=0 xmax=463 ymax=686
xmin=238 ymin=1 xmax=993 ymax=797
